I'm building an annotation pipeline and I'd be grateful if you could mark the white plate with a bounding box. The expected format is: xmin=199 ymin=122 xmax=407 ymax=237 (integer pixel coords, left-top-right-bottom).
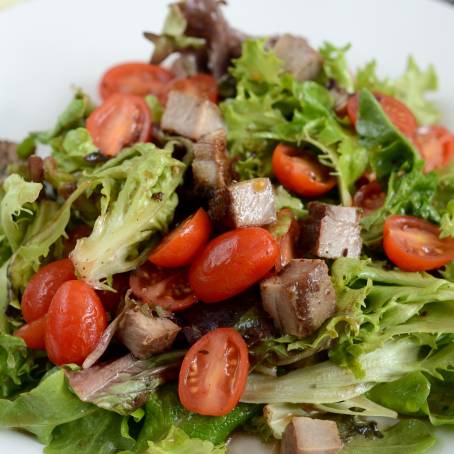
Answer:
xmin=1 ymin=0 xmax=454 ymax=452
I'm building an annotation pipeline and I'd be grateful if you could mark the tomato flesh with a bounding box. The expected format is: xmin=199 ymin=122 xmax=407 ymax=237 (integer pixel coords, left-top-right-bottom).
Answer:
xmin=272 ymin=144 xmax=336 ymax=197
xmin=347 ymin=93 xmax=418 ymax=138
xmin=165 ymin=74 xmax=218 ymax=104
xmin=21 ymin=259 xmax=75 ymax=323
xmin=86 ymin=93 xmax=152 ymax=157
xmin=45 ymin=280 xmax=107 ymax=365
xmin=189 ymin=227 xmax=279 ymax=303
xmin=149 ymin=208 xmax=212 ymax=268
xmin=414 ymin=125 xmax=454 ymax=173
xmin=353 ymin=181 xmax=386 ymax=215
xmin=99 ymin=62 xmax=174 ymax=102
xmin=15 ymin=316 xmax=47 ymax=350
xmin=178 ymin=327 xmax=249 ymax=416
xmin=130 ymin=262 xmax=197 ymax=312
xmin=383 ymin=215 xmax=454 ymax=271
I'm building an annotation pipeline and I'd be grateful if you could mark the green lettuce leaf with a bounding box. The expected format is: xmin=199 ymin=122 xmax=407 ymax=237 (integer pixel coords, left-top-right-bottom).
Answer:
xmin=274 ymin=186 xmax=306 ymax=219
xmin=355 ymin=57 xmax=440 ymax=125
xmin=147 ymin=426 xmax=225 ymax=454
xmin=45 ymin=408 xmax=134 ymax=454
xmin=71 ymin=143 xmax=185 ymax=289
xmin=342 ymin=419 xmax=435 ymax=454
xmin=0 ymin=174 xmax=42 ymax=252
xmin=318 ymin=42 xmax=354 ymax=93
xmin=136 ymin=386 xmax=259 ymax=453
xmin=0 ymin=334 xmax=41 ymax=398
xmin=0 ymin=369 xmax=94 ymax=444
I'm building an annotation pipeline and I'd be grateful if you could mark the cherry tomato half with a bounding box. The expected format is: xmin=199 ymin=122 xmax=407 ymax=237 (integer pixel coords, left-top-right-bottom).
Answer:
xmin=164 ymin=74 xmax=218 ymax=104
xmin=130 ymin=262 xmax=197 ymax=312
xmin=14 ymin=316 xmax=47 ymax=350
xmin=178 ymin=327 xmax=249 ymax=416
xmin=383 ymin=215 xmax=454 ymax=272
xmin=86 ymin=93 xmax=152 ymax=157
xmin=99 ymin=62 xmax=174 ymax=102
xmin=45 ymin=280 xmax=107 ymax=365
xmin=272 ymin=144 xmax=336 ymax=197
xmin=353 ymin=181 xmax=386 ymax=215
xmin=347 ymin=93 xmax=418 ymax=138
xmin=21 ymin=259 xmax=75 ymax=323
xmin=414 ymin=125 xmax=454 ymax=173
xmin=149 ymin=208 xmax=212 ymax=268
xmin=189 ymin=227 xmax=279 ymax=303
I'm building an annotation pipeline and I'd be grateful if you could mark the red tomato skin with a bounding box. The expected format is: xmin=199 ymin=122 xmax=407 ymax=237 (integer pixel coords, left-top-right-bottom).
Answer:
xmin=353 ymin=181 xmax=386 ymax=215
xmin=21 ymin=259 xmax=75 ymax=323
xmin=97 ymin=273 xmax=130 ymax=313
xmin=86 ymin=93 xmax=152 ymax=157
xmin=272 ymin=144 xmax=336 ymax=197
xmin=414 ymin=125 xmax=454 ymax=173
xmin=383 ymin=215 xmax=454 ymax=272
xmin=164 ymin=74 xmax=218 ymax=104
xmin=149 ymin=208 xmax=212 ymax=268
xmin=189 ymin=227 xmax=279 ymax=303
xmin=99 ymin=62 xmax=174 ymax=101
xmin=14 ymin=316 xmax=47 ymax=350
xmin=347 ymin=93 xmax=418 ymax=138
xmin=45 ymin=280 xmax=107 ymax=365
xmin=178 ymin=327 xmax=249 ymax=416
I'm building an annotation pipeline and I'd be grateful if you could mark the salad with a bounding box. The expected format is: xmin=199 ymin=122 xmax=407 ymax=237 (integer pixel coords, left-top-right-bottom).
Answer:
xmin=2 ymin=0 xmax=454 ymax=453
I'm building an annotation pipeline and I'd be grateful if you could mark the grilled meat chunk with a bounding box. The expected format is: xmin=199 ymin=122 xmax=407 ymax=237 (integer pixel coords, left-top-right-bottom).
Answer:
xmin=300 ymin=202 xmax=362 ymax=259
xmin=281 ymin=417 xmax=343 ymax=454
xmin=192 ymin=128 xmax=232 ymax=196
xmin=273 ymin=34 xmax=323 ymax=82
xmin=260 ymin=259 xmax=336 ymax=338
xmin=161 ymin=91 xmax=225 ymax=140
xmin=209 ymin=178 xmax=276 ymax=228
xmin=117 ymin=307 xmax=181 ymax=359
xmin=0 ymin=140 xmax=19 ymax=177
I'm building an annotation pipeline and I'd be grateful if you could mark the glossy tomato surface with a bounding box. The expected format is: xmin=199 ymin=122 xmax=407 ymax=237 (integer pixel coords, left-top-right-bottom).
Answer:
xmin=45 ymin=280 xmax=107 ymax=365
xmin=130 ymin=262 xmax=197 ymax=312
xmin=383 ymin=215 xmax=454 ymax=271
xmin=86 ymin=93 xmax=151 ymax=157
xmin=353 ymin=181 xmax=386 ymax=215
xmin=272 ymin=144 xmax=336 ymax=197
xmin=99 ymin=62 xmax=174 ymax=101
xmin=21 ymin=259 xmax=75 ymax=323
xmin=149 ymin=208 xmax=212 ymax=268
xmin=189 ymin=227 xmax=279 ymax=303
xmin=414 ymin=125 xmax=454 ymax=172
xmin=178 ymin=327 xmax=249 ymax=416
xmin=14 ymin=316 xmax=47 ymax=350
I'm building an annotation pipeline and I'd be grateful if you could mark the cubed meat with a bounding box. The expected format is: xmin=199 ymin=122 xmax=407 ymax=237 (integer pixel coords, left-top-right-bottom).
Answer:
xmin=281 ymin=417 xmax=342 ymax=454
xmin=260 ymin=259 xmax=336 ymax=338
xmin=192 ymin=128 xmax=232 ymax=196
xmin=117 ymin=307 xmax=181 ymax=359
xmin=273 ymin=34 xmax=323 ymax=82
xmin=161 ymin=91 xmax=225 ymax=140
xmin=209 ymin=178 xmax=276 ymax=228
xmin=300 ymin=202 xmax=362 ymax=259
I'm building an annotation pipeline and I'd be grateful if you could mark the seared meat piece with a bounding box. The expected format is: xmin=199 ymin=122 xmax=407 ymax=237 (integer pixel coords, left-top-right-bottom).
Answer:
xmin=260 ymin=259 xmax=336 ymax=338
xmin=209 ymin=178 xmax=276 ymax=228
xmin=300 ymin=202 xmax=362 ymax=259
xmin=268 ymin=208 xmax=301 ymax=272
xmin=192 ymin=128 xmax=232 ymax=196
xmin=281 ymin=417 xmax=343 ymax=454
xmin=273 ymin=34 xmax=323 ymax=82
xmin=161 ymin=91 xmax=225 ymax=140
xmin=0 ymin=140 xmax=18 ymax=177
xmin=117 ymin=307 xmax=181 ymax=359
